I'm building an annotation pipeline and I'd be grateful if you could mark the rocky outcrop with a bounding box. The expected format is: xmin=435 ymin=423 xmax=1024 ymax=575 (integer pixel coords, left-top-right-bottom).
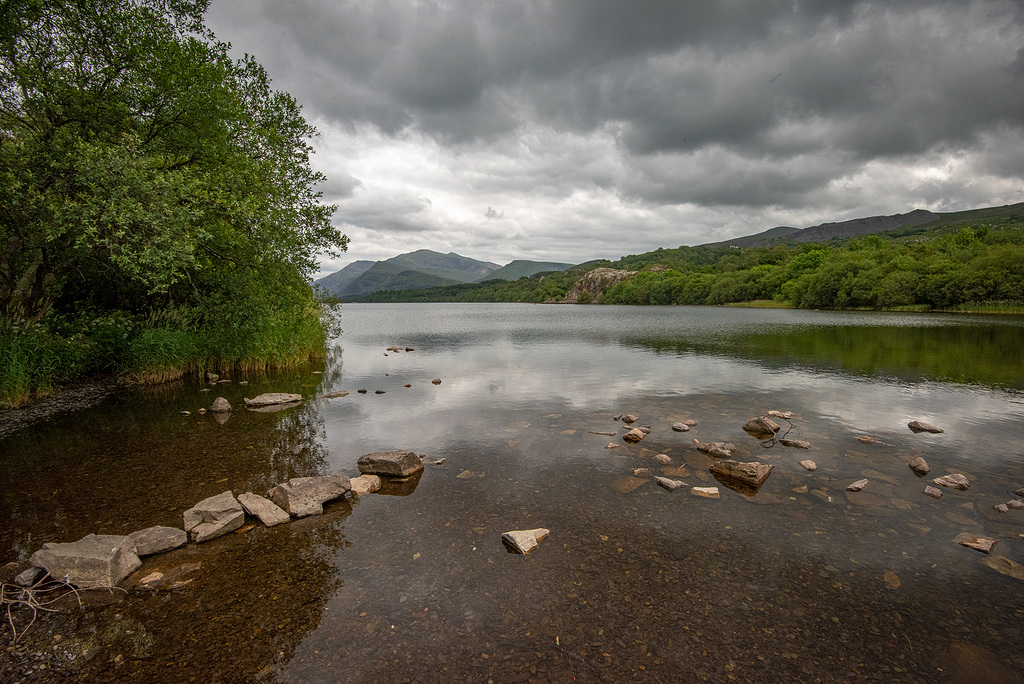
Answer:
xmin=30 ymin=534 xmax=142 ymax=588
xmin=562 ymin=268 xmax=636 ymax=304
xmin=357 ymin=450 xmax=425 ymax=477
xmin=268 ymin=473 xmax=352 ymax=517
xmin=183 ymin=491 xmax=245 ymax=542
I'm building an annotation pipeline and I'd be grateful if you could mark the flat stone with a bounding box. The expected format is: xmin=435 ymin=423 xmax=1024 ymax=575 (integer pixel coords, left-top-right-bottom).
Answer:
xmin=210 ymin=396 xmax=231 ymax=413
xmin=237 ymin=492 xmax=290 ymax=526
xmin=654 ymin=454 xmax=672 ymax=465
xmin=693 ymin=440 xmax=736 ymax=458
xmin=779 ymin=439 xmax=811 ymax=449
xmin=357 ymin=450 xmax=425 ymax=477
xmin=655 ymin=476 xmax=686 ymax=492
xmin=14 ymin=566 xmax=45 ymax=588
xmin=127 ymin=526 xmax=188 ymax=556
xmin=243 ymin=392 xmax=302 ymax=408
xmin=268 ymin=473 xmax=351 ymax=517
xmin=349 ymin=474 xmax=382 ymax=495
xmin=183 ymin=491 xmax=245 ymax=542
xmin=691 ymin=486 xmax=720 ymax=499
xmin=709 ymin=460 xmax=774 ymax=488
xmin=846 ymin=479 xmax=869 ymax=492
xmin=908 ymin=457 xmax=930 ymax=476
xmin=502 ymin=528 xmax=549 ymax=554
xmin=799 ymin=460 xmax=817 ymax=471
xmin=923 ymin=485 xmax=944 ymax=499
xmin=767 ymin=410 xmax=793 ymax=419
xmin=622 ymin=428 xmax=646 ymax=444
xmin=322 ymin=390 xmax=349 ymax=398
xmin=671 ymin=422 xmax=690 ymax=432
xmin=980 ymin=555 xmax=1024 ymax=581
xmin=857 ymin=435 xmax=877 ymax=444
xmin=29 ymin=534 xmax=141 ymax=588
xmin=610 ymin=476 xmax=646 ymax=493
xmin=933 ymin=473 xmax=970 ymax=490
xmin=954 ymin=532 xmax=999 ymax=553
xmin=908 ymin=420 xmax=943 ymax=434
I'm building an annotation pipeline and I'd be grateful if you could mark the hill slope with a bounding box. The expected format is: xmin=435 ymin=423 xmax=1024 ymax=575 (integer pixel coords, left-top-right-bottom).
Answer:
xmin=314 ymin=260 xmax=375 ymax=295
xmin=386 ymin=250 xmax=500 ymax=283
xmin=478 ymin=260 xmax=574 ymax=282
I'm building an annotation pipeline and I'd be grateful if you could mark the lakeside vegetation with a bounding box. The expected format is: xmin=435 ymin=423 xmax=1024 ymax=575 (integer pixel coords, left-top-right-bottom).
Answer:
xmin=361 ymin=218 xmax=1024 ymax=313
xmin=0 ymin=1 xmax=347 ymax=407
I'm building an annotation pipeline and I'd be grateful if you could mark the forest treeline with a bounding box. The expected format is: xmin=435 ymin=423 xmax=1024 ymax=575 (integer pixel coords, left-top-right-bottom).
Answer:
xmin=0 ymin=1 xmax=347 ymax=407
xmin=362 ymin=222 xmax=1024 ymax=310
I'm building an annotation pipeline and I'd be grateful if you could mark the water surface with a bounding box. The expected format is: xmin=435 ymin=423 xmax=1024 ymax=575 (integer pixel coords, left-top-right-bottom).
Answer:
xmin=2 ymin=304 xmax=1024 ymax=682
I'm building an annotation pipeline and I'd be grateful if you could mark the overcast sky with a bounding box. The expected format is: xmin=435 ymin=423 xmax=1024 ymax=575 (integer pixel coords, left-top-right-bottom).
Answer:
xmin=204 ymin=0 xmax=1024 ymax=275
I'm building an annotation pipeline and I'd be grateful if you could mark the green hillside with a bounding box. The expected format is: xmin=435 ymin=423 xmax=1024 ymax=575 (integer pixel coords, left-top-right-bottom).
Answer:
xmin=338 ymin=262 xmax=461 ymax=300
xmin=479 ymin=260 xmax=574 ymax=281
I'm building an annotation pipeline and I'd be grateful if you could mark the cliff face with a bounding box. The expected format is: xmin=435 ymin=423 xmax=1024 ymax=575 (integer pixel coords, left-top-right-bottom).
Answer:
xmin=561 ymin=267 xmax=637 ymax=303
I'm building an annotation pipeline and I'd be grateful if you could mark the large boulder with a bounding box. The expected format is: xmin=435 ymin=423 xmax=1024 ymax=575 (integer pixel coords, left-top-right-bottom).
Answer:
xmin=268 ymin=473 xmax=351 ymax=517
xmin=561 ymin=268 xmax=637 ymax=304
xmin=127 ymin=526 xmax=187 ymax=556
xmin=709 ymin=460 xmax=774 ymax=488
xmin=357 ymin=450 xmax=425 ymax=478
xmin=243 ymin=393 xmax=302 ymax=408
xmin=183 ymin=491 xmax=245 ymax=542
xmin=237 ymin=492 xmax=291 ymax=527
xmin=29 ymin=534 xmax=142 ymax=588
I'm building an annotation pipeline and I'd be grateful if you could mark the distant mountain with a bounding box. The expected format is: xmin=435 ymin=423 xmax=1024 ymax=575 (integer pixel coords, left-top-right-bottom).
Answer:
xmin=791 ymin=209 xmax=937 ymax=242
xmin=478 ymin=260 xmax=574 ymax=282
xmin=701 ymin=225 xmax=800 ymax=248
xmin=316 ymin=249 xmax=503 ymax=300
xmin=314 ymin=260 xmax=374 ymax=294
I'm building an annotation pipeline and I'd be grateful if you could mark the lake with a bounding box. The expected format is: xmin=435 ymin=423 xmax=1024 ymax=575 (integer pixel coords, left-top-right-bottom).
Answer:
xmin=2 ymin=303 xmax=1024 ymax=682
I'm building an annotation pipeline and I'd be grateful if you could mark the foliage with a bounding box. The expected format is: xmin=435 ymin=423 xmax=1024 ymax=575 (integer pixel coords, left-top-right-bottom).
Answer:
xmin=0 ymin=0 xmax=347 ymax=404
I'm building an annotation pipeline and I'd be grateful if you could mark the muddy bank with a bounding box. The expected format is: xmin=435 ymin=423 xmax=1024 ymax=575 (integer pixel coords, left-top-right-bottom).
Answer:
xmin=0 ymin=378 xmax=120 ymax=442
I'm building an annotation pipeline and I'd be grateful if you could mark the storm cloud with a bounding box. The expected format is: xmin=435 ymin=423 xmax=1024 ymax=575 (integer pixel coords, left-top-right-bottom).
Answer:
xmin=205 ymin=0 xmax=1024 ymax=272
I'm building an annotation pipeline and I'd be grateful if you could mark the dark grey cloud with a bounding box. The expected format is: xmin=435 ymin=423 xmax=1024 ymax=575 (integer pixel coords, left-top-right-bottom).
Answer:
xmin=206 ymin=1 xmax=1024 ymax=268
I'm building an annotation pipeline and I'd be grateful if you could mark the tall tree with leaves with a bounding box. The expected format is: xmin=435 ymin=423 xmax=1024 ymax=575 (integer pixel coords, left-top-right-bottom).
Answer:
xmin=0 ymin=0 xmax=347 ymax=324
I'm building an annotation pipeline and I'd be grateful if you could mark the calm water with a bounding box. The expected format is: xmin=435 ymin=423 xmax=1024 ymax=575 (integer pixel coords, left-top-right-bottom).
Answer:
xmin=2 ymin=303 xmax=1024 ymax=683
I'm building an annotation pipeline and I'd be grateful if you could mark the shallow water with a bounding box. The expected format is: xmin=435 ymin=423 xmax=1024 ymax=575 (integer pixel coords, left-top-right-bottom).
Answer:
xmin=2 ymin=304 xmax=1024 ymax=682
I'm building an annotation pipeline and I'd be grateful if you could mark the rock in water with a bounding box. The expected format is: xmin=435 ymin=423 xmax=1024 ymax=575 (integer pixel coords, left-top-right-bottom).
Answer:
xmin=742 ymin=416 xmax=781 ymax=439
xmin=980 ymin=555 xmax=1024 ymax=581
xmin=954 ymin=532 xmax=999 ymax=554
xmin=349 ymin=474 xmax=382 ymax=495
xmin=237 ymin=492 xmax=290 ymax=527
xmin=502 ymin=528 xmax=550 ymax=554
xmin=767 ymin=410 xmax=794 ymax=420
xmin=183 ymin=491 xmax=245 ymax=542
xmin=671 ymin=422 xmax=690 ymax=432
xmin=655 ymin=476 xmax=686 ymax=492
xmin=622 ymin=428 xmax=646 ymax=444
xmin=923 ymin=485 xmax=944 ymax=499
xmin=691 ymin=487 xmax=720 ymax=499
xmin=127 ymin=526 xmax=188 ymax=556
xmin=322 ymin=390 xmax=349 ymax=398
xmin=693 ymin=440 xmax=736 ymax=458
xmin=908 ymin=457 xmax=930 ymax=476
xmin=846 ymin=479 xmax=869 ymax=492
xmin=14 ymin=566 xmax=45 ymax=588
xmin=654 ymin=454 xmax=672 ymax=465
xmin=933 ymin=473 xmax=970 ymax=490
xmin=210 ymin=397 xmax=231 ymax=413
xmin=267 ymin=473 xmax=352 ymax=517
xmin=799 ymin=460 xmax=817 ymax=471
xmin=243 ymin=392 xmax=302 ymax=408
xmin=30 ymin=534 xmax=142 ymax=588
xmin=357 ymin=450 xmax=425 ymax=477
xmin=993 ymin=503 xmax=1010 ymax=513
xmin=622 ymin=414 xmax=639 ymax=424
xmin=779 ymin=439 xmax=811 ymax=449
xmin=908 ymin=420 xmax=943 ymax=434
xmin=857 ymin=435 xmax=877 ymax=444
xmin=431 ymin=378 xmax=442 ymax=385
xmin=709 ymin=460 xmax=775 ymax=488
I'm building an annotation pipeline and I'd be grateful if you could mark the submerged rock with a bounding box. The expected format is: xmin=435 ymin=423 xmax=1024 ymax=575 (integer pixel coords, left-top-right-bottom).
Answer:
xmin=183 ymin=491 xmax=245 ymax=542
xmin=622 ymin=428 xmax=646 ymax=444
xmin=322 ymin=390 xmax=349 ymax=398
xmin=502 ymin=528 xmax=549 ymax=554
xmin=908 ymin=457 xmax=931 ymax=476
xmin=1007 ymin=499 xmax=1024 ymax=510
xmin=933 ymin=473 xmax=970 ymax=490
xmin=671 ymin=422 xmax=690 ymax=432
xmin=767 ymin=410 xmax=794 ymax=420
xmin=709 ymin=459 xmax=774 ymax=488
xmin=127 ymin=526 xmax=187 ymax=556
xmin=30 ymin=534 xmax=141 ymax=588
xmin=980 ymin=555 xmax=1024 ymax=581
xmin=923 ymin=485 xmax=944 ymax=499
xmin=268 ymin=473 xmax=351 ymax=518
xmin=993 ymin=503 xmax=1010 ymax=513
xmin=691 ymin=486 xmax=720 ymax=499
xmin=632 ymin=468 xmax=653 ymax=478
xmin=857 ymin=435 xmax=877 ymax=444
xmin=622 ymin=414 xmax=639 ymax=424
xmin=655 ymin=476 xmax=686 ymax=492
xmin=237 ymin=492 xmax=290 ymax=527
xmin=742 ymin=416 xmax=781 ymax=439
xmin=908 ymin=420 xmax=943 ymax=434
xmin=954 ymin=532 xmax=999 ymax=554
xmin=779 ymin=439 xmax=811 ymax=449
xmin=654 ymin=454 xmax=672 ymax=465
xmin=846 ymin=479 xmax=869 ymax=492
xmin=357 ymin=450 xmax=425 ymax=477
xmin=243 ymin=392 xmax=302 ymax=408
xmin=799 ymin=460 xmax=818 ymax=471
xmin=693 ymin=440 xmax=736 ymax=458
